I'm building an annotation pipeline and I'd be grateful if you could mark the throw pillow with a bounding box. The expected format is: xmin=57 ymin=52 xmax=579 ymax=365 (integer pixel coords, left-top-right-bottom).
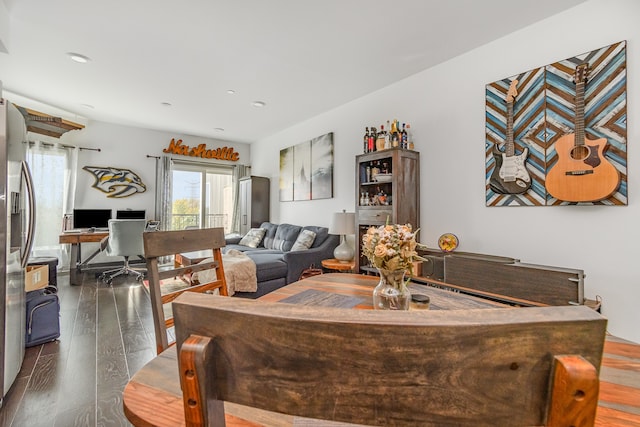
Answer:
xmin=239 ymin=228 xmax=266 ymax=248
xmin=290 ymin=230 xmax=317 ymax=251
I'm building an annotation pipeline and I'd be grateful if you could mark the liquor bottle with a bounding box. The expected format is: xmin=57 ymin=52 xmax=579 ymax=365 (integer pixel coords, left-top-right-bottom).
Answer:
xmin=391 ymin=119 xmax=399 ymax=148
xmin=406 ymin=123 xmax=414 ymax=150
xmin=401 ymin=123 xmax=408 ymax=149
xmin=371 ymin=160 xmax=380 ymax=181
xmin=369 ymin=127 xmax=376 ymax=152
xmin=382 ymin=161 xmax=390 ymax=174
xmin=363 ymin=127 xmax=370 ymax=153
xmin=376 ymin=125 xmax=386 ymax=151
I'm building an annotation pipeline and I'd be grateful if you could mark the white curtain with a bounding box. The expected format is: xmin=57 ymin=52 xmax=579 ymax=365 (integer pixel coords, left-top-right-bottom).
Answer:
xmin=155 ymin=155 xmax=173 ymax=231
xmin=26 ymin=141 xmax=78 ymax=268
xmin=230 ymin=164 xmax=250 ymax=234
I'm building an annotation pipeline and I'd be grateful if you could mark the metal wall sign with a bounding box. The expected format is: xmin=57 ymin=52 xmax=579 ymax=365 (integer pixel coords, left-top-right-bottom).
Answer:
xmin=83 ymin=166 xmax=147 ymax=198
xmin=162 ymin=138 xmax=240 ymax=162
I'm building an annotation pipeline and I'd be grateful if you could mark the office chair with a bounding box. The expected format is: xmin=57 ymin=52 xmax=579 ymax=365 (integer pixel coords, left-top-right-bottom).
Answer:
xmin=100 ymin=219 xmax=147 ymax=284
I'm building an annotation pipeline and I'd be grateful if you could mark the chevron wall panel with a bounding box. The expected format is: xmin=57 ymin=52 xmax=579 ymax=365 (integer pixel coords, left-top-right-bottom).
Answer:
xmin=486 ymin=68 xmax=546 ymax=206
xmin=486 ymin=41 xmax=627 ymax=206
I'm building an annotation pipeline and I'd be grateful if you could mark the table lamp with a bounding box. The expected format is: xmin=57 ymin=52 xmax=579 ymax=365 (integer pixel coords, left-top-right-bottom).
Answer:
xmin=330 ymin=210 xmax=356 ymax=262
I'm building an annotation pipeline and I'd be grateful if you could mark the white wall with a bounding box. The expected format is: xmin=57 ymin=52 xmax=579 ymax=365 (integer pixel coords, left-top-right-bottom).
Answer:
xmin=59 ymin=120 xmax=250 ymax=262
xmin=62 ymin=120 xmax=250 ymax=215
xmin=251 ymin=0 xmax=640 ymax=343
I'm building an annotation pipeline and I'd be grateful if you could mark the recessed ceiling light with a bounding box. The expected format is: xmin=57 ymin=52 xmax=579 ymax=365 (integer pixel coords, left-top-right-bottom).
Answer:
xmin=67 ymin=52 xmax=91 ymax=63
xmin=252 ymin=101 xmax=266 ymax=108
xmin=214 ymin=127 xmax=225 ymax=132
xmin=161 ymin=102 xmax=172 ymax=107
xmin=226 ymin=90 xmax=236 ymax=95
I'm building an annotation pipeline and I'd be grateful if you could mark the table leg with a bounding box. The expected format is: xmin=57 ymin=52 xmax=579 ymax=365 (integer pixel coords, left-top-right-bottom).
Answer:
xmin=69 ymin=243 xmax=81 ymax=286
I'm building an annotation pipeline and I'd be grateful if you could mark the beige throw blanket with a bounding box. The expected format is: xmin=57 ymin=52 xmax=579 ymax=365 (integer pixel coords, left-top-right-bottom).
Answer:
xmin=193 ymin=249 xmax=257 ymax=296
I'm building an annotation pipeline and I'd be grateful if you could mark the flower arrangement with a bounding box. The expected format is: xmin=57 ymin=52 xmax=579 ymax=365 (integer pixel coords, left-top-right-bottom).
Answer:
xmin=361 ymin=223 xmax=425 ymax=275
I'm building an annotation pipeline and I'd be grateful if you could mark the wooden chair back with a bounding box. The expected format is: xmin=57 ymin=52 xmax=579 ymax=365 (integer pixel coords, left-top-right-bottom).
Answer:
xmin=143 ymin=227 xmax=228 ymax=354
xmin=172 ymin=293 xmax=607 ymax=427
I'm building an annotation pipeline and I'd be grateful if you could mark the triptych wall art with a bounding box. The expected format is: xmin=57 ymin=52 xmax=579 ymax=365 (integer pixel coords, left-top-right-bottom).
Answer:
xmin=279 ymin=132 xmax=334 ymax=201
xmin=485 ymin=40 xmax=627 ymax=206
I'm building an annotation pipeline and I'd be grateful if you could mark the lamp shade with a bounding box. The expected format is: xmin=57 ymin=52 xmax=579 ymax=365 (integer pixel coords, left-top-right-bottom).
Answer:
xmin=330 ymin=210 xmax=355 ymax=235
xmin=330 ymin=210 xmax=355 ymax=262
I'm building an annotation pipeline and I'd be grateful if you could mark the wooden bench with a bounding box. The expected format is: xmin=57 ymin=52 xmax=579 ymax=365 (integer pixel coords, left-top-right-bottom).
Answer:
xmin=172 ymin=292 xmax=607 ymax=426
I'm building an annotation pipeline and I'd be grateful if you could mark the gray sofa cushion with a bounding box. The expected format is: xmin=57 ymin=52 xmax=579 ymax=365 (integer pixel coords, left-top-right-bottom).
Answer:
xmin=224 ymin=244 xmax=269 ymax=253
xmin=244 ymin=252 xmax=289 ymax=282
xmin=270 ymin=224 xmax=302 ymax=252
xmin=260 ymin=222 xmax=279 ymax=249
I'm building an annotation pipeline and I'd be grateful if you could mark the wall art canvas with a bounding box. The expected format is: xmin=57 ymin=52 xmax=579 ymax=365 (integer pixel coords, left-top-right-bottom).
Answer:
xmin=279 ymin=132 xmax=334 ymax=202
xmin=279 ymin=147 xmax=294 ymax=201
xmin=485 ymin=40 xmax=627 ymax=206
xmin=293 ymin=141 xmax=311 ymax=201
xmin=310 ymin=132 xmax=334 ymax=200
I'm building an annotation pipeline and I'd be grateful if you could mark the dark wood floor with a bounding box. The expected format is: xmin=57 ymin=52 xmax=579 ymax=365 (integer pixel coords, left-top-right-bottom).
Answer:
xmin=1 ymin=269 xmax=639 ymax=426
xmin=0 ymin=270 xmax=155 ymax=427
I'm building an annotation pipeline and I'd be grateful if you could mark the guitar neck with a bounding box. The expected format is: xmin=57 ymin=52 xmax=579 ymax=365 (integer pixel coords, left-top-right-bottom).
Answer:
xmin=575 ymin=80 xmax=585 ymax=147
xmin=505 ymin=102 xmax=515 ymax=156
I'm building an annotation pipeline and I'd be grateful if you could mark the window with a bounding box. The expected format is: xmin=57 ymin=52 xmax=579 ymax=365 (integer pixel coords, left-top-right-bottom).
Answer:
xmin=170 ymin=162 xmax=234 ymax=232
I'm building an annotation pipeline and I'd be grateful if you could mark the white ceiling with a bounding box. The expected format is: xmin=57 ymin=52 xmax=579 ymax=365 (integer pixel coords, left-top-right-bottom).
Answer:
xmin=1 ymin=0 xmax=587 ymax=144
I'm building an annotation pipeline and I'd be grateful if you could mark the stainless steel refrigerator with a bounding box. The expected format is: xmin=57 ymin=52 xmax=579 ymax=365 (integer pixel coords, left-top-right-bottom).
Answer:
xmin=0 ymin=93 xmax=36 ymax=406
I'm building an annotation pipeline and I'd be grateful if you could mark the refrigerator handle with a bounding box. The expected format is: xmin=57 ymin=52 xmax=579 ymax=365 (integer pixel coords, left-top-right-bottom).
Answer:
xmin=20 ymin=161 xmax=36 ymax=268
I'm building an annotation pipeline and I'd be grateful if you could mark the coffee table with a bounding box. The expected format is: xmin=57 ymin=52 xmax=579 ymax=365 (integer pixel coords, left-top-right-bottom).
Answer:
xmin=260 ymin=273 xmax=506 ymax=310
xmin=173 ymin=249 xmax=212 ymax=268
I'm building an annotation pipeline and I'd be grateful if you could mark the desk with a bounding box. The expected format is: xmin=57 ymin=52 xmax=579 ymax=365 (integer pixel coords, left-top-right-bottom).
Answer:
xmin=59 ymin=231 xmax=109 ymax=285
xmin=123 ymin=274 xmax=640 ymax=426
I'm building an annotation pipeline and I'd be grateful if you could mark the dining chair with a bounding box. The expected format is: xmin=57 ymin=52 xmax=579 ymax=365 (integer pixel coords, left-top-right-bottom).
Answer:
xmin=172 ymin=293 xmax=606 ymax=427
xmin=143 ymin=227 xmax=229 ymax=354
xmin=99 ymin=219 xmax=147 ymax=284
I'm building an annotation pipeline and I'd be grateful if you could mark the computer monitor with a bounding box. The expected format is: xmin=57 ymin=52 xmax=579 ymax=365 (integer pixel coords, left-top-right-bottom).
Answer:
xmin=72 ymin=209 xmax=112 ymax=229
xmin=116 ymin=210 xmax=146 ymax=220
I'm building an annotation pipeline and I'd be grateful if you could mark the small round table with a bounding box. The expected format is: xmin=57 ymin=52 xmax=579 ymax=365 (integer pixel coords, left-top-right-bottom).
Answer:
xmin=321 ymin=258 xmax=355 ymax=273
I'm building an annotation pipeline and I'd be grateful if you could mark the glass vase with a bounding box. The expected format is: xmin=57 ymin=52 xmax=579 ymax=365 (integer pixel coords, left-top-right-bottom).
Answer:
xmin=372 ymin=268 xmax=411 ymax=310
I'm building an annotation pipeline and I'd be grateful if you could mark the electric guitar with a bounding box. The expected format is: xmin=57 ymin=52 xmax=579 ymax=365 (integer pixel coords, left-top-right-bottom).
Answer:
xmin=490 ymin=79 xmax=531 ymax=194
xmin=546 ymin=63 xmax=620 ymax=202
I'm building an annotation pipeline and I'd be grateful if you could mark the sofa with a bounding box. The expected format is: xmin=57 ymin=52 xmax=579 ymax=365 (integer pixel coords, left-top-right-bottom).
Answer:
xmin=224 ymin=222 xmax=339 ymax=298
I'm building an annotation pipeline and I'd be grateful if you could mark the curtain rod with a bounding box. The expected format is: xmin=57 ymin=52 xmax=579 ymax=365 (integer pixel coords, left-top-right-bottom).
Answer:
xmin=26 ymin=140 xmax=101 ymax=152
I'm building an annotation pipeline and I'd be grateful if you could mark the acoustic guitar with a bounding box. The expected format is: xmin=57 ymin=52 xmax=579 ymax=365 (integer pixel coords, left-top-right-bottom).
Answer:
xmin=546 ymin=63 xmax=619 ymax=202
xmin=490 ymin=79 xmax=531 ymax=194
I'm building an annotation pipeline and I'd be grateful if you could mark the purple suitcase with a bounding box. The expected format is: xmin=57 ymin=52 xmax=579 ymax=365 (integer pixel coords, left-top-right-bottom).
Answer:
xmin=26 ymin=286 xmax=60 ymax=347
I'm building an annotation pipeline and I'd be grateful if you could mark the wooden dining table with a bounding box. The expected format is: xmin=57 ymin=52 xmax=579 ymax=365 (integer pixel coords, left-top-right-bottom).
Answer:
xmin=123 ymin=273 xmax=640 ymax=426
